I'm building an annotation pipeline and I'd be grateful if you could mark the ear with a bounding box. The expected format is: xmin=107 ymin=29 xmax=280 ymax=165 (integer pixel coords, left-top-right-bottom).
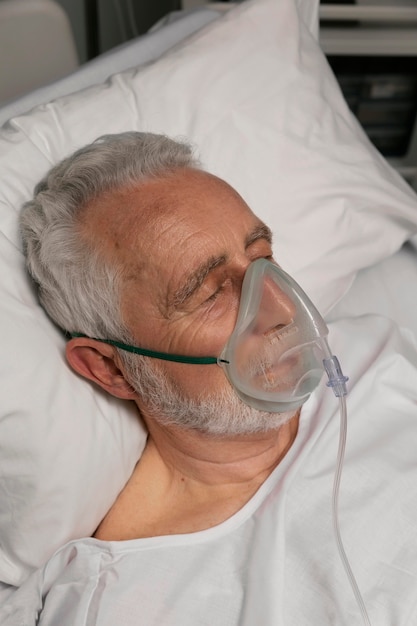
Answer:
xmin=66 ymin=337 xmax=136 ymax=400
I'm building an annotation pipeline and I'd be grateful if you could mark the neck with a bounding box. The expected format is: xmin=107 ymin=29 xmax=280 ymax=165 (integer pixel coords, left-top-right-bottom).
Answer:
xmin=143 ymin=410 xmax=300 ymax=489
xmin=93 ymin=409 xmax=301 ymax=541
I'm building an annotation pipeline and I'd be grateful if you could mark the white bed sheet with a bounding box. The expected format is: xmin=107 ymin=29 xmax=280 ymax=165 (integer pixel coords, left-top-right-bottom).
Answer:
xmin=2 ymin=314 xmax=417 ymax=626
xmin=327 ymin=241 xmax=417 ymax=338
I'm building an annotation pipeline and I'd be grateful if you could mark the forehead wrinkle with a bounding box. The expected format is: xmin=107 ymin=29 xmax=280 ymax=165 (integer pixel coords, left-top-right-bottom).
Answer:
xmin=167 ymin=254 xmax=228 ymax=313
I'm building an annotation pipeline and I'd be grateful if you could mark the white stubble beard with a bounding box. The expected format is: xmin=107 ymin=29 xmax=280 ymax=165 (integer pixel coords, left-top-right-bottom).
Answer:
xmin=122 ymin=355 xmax=297 ymax=437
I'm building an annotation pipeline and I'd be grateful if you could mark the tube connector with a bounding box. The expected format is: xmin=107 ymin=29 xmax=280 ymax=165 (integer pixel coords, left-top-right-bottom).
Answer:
xmin=323 ymin=356 xmax=348 ymax=397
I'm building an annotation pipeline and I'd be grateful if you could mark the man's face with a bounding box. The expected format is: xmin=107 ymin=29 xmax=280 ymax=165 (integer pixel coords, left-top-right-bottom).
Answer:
xmin=82 ymin=168 xmax=290 ymax=423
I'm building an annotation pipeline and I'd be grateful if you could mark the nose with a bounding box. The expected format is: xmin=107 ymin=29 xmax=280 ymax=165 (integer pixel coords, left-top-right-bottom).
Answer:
xmin=255 ymin=275 xmax=296 ymax=336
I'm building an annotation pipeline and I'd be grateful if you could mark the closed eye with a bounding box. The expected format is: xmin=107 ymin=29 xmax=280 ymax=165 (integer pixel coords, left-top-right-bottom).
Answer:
xmin=204 ymin=282 xmax=227 ymax=304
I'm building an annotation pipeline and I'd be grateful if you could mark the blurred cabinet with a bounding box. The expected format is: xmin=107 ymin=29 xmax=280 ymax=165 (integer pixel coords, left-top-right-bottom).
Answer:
xmin=320 ymin=3 xmax=417 ymax=188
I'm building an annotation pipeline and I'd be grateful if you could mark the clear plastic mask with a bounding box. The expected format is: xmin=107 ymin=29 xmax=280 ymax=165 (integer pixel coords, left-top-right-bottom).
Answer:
xmin=218 ymin=259 xmax=332 ymax=413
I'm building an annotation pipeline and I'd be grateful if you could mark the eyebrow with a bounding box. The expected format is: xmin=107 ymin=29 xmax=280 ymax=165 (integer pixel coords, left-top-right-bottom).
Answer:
xmin=169 ymin=254 xmax=228 ymax=311
xmin=168 ymin=222 xmax=273 ymax=311
xmin=245 ymin=223 xmax=273 ymax=248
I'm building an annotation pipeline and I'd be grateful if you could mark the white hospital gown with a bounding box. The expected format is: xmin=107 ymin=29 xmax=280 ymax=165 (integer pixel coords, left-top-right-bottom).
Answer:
xmin=2 ymin=315 xmax=417 ymax=625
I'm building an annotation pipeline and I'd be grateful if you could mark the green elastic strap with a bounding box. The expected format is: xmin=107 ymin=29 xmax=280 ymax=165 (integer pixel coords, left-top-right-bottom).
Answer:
xmin=70 ymin=333 xmax=220 ymax=365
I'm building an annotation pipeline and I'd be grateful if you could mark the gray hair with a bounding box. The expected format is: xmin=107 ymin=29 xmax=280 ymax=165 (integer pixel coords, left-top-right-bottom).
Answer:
xmin=20 ymin=131 xmax=200 ymax=343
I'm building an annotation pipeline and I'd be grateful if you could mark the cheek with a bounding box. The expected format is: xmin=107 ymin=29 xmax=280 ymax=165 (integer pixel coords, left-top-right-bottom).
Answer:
xmin=160 ymin=356 xmax=232 ymax=400
xmin=160 ymin=320 xmax=227 ymax=359
xmin=164 ymin=302 xmax=240 ymax=359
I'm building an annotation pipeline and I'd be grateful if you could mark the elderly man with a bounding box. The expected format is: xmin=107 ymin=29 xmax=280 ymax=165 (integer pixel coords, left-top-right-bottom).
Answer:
xmin=22 ymin=130 xmax=304 ymax=539
xmin=5 ymin=131 xmax=417 ymax=625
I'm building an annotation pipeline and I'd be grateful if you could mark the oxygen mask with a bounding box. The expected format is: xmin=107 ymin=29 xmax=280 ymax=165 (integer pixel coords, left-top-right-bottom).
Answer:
xmin=218 ymin=259 xmax=333 ymax=412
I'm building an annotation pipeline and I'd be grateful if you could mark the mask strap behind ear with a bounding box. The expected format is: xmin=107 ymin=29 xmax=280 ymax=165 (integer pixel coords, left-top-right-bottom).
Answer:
xmin=70 ymin=333 xmax=218 ymax=365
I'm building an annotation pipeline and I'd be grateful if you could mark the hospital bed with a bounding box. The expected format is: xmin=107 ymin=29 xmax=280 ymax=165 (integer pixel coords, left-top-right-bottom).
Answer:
xmin=1 ymin=0 xmax=417 ymax=622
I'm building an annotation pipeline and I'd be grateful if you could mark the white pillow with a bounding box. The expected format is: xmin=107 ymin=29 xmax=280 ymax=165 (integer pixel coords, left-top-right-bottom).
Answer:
xmin=1 ymin=0 xmax=417 ymax=586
